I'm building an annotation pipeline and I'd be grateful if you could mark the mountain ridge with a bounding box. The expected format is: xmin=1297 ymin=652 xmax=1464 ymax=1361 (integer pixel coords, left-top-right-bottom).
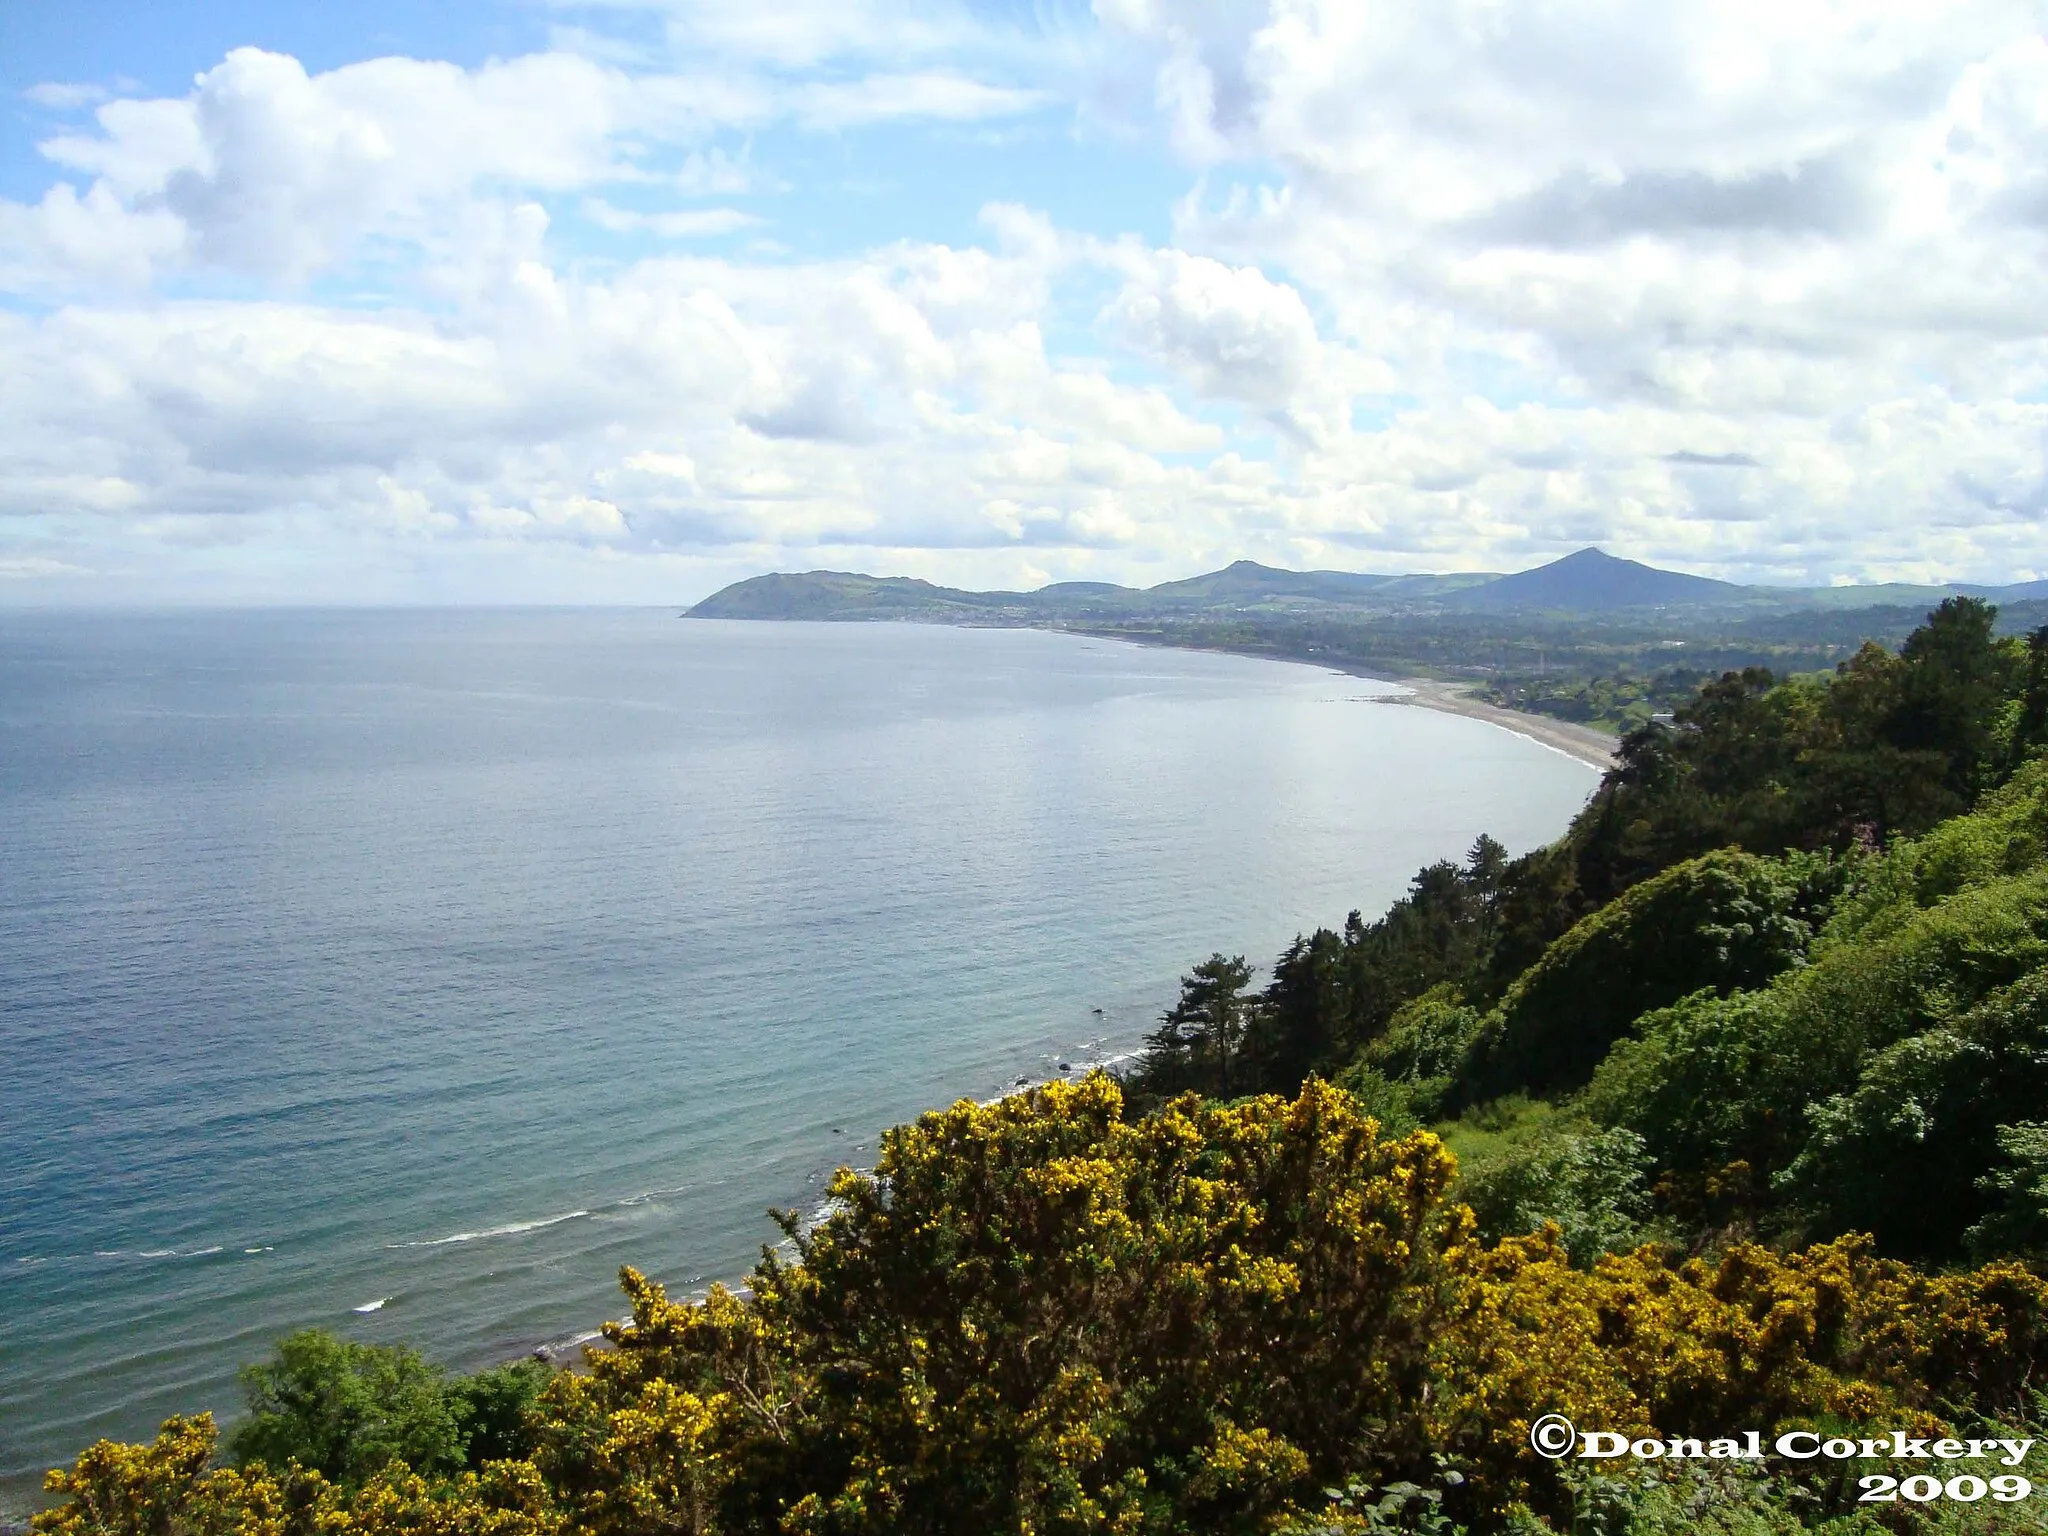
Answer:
xmin=688 ymin=547 xmax=2042 ymax=622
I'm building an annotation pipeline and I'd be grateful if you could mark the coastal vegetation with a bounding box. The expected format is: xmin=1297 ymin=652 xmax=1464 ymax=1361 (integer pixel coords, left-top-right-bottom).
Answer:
xmin=40 ymin=596 xmax=2048 ymax=1533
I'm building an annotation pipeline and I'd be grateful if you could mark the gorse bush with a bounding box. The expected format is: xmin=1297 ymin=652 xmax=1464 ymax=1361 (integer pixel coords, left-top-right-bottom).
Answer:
xmin=40 ymin=1081 xmax=2048 ymax=1536
xmin=703 ymin=1077 xmax=1472 ymax=1534
xmin=36 ymin=1081 xmax=2048 ymax=1536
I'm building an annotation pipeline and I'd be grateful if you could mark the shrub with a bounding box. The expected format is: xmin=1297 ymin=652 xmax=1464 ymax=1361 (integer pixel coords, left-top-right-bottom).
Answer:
xmin=1451 ymin=1120 xmax=1652 ymax=1266
xmin=1583 ymin=870 xmax=2048 ymax=1210
xmin=43 ymin=1082 xmax=2048 ymax=1536
xmin=1460 ymin=850 xmax=1824 ymax=1101
xmin=229 ymin=1330 xmax=463 ymax=1484
xmin=450 ymin=1359 xmax=554 ymax=1467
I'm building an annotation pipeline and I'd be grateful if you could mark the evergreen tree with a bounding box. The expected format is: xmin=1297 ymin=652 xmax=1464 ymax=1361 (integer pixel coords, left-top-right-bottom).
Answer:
xmin=1170 ymin=953 xmax=1255 ymax=1096
xmin=2016 ymin=624 xmax=2048 ymax=765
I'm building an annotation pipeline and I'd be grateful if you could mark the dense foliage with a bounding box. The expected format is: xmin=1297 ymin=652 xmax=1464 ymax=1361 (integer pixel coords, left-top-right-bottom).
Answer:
xmin=227 ymin=1331 xmax=549 ymax=1483
xmin=37 ymin=1084 xmax=2048 ymax=1536
xmin=40 ymin=596 xmax=2048 ymax=1534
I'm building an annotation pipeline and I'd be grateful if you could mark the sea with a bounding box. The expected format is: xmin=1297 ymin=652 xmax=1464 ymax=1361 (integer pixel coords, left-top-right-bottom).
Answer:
xmin=0 ymin=610 xmax=1599 ymax=1505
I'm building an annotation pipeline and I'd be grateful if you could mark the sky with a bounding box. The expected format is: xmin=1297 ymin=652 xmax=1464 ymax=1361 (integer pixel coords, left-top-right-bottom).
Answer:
xmin=4 ymin=1 xmax=2048 ymax=603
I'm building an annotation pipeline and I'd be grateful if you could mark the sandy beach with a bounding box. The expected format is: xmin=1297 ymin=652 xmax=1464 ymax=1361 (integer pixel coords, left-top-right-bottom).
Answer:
xmin=1076 ymin=629 xmax=1623 ymax=771
xmin=1359 ymin=675 xmax=1619 ymax=771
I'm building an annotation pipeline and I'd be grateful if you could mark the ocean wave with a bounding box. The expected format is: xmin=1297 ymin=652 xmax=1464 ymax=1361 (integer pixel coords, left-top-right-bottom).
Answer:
xmin=609 ymin=1180 xmax=696 ymax=1211
xmin=536 ymin=1327 xmax=604 ymax=1353
xmin=386 ymin=1209 xmax=589 ymax=1249
xmin=15 ymin=1243 xmax=253 ymax=1269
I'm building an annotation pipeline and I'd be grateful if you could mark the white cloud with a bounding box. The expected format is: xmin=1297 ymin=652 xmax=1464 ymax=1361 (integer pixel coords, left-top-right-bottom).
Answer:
xmin=17 ymin=48 xmax=637 ymax=283
xmin=0 ymin=43 xmax=1047 ymax=292
xmin=793 ymin=74 xmax=1047 ymax=129
xmin=0 ymin=209 xmax=1251 ymax=583
xmin=0 ymin=181 xmax=185 ymax=290
xmin=583 ymin=199 xmax=761 ymax=237
xmin=1109 ymin=248 xmax=1321 ymax=406
xmin=10 ymin=7 xmax=2048 ymax=599
xmin=23 ymin=82 xmax=110 ymax=110
xmin=642 ymin=0 xmax=982 ymax=69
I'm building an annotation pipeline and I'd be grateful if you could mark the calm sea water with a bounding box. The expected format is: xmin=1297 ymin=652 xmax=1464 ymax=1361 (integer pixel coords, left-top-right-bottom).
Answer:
xmin=0 ymin=611 xmax=1598 ymax=1502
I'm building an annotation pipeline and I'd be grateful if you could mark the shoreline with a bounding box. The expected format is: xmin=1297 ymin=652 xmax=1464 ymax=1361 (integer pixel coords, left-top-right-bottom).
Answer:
xmin=1355 ymin=674 xmax=1618 ymax=771
xmin=1065 ymin=628 xmax=1618 ymax=771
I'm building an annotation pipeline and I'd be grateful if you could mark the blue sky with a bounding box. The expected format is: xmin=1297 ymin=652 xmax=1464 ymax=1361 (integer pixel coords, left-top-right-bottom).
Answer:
xmin=4 ymin=0 xmax=2048 ymax=602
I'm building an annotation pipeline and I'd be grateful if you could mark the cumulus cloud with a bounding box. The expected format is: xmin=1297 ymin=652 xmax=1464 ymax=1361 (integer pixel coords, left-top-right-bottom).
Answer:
xmin=1087 ymin=0 xmax=2048 ymax=579
xmin=9 ymin=49 xmax=639 ymax=284
xmin=6 ymin=3 xmax=2048 ymax=598
xmin=1110 ymin=249 xmax=1320 ymax=406
xmin=1 ymin=42 xmax=1045 ymax=289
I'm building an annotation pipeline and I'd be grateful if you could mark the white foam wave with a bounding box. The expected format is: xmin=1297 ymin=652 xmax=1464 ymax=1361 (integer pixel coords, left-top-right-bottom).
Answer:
xmin=386 ymin=1209 xmax=589 ymax=1249
xmin=530 ymin=1327 xmax=608 ymax=1363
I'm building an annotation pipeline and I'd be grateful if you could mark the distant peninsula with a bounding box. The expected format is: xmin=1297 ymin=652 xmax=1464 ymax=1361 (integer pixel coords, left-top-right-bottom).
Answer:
xmin=688 ymin=547 xmax=2048 ymax=624
xmin=687 ymin=548 xmax=2048 ymax=744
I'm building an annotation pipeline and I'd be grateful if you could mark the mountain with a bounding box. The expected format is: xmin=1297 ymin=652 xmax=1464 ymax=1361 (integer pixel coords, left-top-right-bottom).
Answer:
xmin=688 ymin=548 xmax=2046 ymax=624
xmin=1443 ymin=547 xmax=1746 ymax=611
xmin=687 ymin=571 xmax=1005 ymax=620
xmin=689 ymin=560 xmax=1502 ymax=622
xmin=1139 ymin=559 xmax=1496 ymax=606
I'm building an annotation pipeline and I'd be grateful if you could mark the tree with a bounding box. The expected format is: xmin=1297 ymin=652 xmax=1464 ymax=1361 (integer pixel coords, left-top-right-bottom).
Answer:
xmin=230 ymin=1330 xmax=464 ymax=1483
xmin=1461 ymin=848 xmax=1823 ymax=1101
xmin=1890 ymin=595 xmax=2011 ymax=797
xmin=1258 ymin=929 xmax=1345 ymax=1091
xmin=2016 ymin=624 xmax=2048 ymax=765
xmin=449 ymin=1360 xmax=553 ymax=1466
xmin=1165 ymin=953 xmax=1256 ymax=1096
xmin=1136 ymin=1007 xmax=1196 ymax=1097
